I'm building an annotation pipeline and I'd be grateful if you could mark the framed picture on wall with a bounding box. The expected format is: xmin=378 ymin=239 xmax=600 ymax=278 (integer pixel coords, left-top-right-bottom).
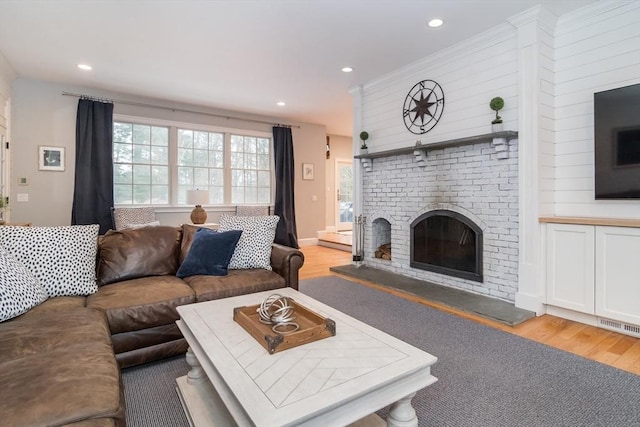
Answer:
xmin=302 ymin=163 xmax=314 ymax=180
xmin=38 ymin=146 xmax=65 ymax=171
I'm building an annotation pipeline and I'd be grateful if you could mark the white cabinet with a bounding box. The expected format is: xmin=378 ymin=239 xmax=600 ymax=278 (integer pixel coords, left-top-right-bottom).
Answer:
xmin=544 ymin=221 xmax=640 ymax=330
xmin=595 ymin=226 xmax=640 ymax=326
xmin=546 ymin=224 xmax=595 ymax=314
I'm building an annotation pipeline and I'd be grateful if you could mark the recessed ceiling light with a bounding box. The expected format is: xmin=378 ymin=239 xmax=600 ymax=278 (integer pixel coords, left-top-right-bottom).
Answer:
xmin=428 ymin=18 xmax=444 ymax=28
xmin=342 ymin=67 xmax=354 ymax=73
xmin=276 ymin=101 xmax=286 ymax=107
xmin=77 ymin=64 xmax=92 ymax=71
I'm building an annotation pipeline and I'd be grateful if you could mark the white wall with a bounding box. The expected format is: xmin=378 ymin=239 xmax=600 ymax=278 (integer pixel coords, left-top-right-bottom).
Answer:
xmin=356 ymin=0 xmax=640 ymax=222
xmin=9 ymin=78 xmax=328 ymax=239
xmin=360 ymin=23 xmax=519 ymax=153
xmin=553 ymin=0 xmax=640 ymax=218
xmin=354 ymin=0 xmax=640 ymax=311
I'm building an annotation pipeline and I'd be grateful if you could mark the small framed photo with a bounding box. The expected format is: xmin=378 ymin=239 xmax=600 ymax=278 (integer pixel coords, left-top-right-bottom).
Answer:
xmin=302 ymin=163 xmax=314 ymax=180
xmin=39 ymin=146 xmax=65 ymax=171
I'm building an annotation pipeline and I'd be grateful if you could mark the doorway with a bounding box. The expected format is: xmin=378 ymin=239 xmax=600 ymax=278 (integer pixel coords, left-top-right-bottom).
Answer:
xmin=336 ymin=159 xmax=353 ymax=231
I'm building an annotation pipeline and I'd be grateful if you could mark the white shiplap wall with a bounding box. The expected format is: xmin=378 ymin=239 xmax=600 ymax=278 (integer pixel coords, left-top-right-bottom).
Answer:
xmin=554 ymin=0 xmax=640 ymax=218
xmin=537 ymin=8 xmax=559 ymax=216
xmin=360 ymin=23 xmax=520 ymax=153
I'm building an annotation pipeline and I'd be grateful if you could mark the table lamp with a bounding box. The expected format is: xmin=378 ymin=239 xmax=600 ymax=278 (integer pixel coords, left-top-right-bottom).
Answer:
xmin=186 ymin=189 xmax=209 ymax=224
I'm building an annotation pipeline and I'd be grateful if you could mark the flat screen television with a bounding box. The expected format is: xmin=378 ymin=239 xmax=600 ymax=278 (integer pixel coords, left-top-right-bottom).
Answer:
xmin=594 ymin=83 xmax=640 ymax=199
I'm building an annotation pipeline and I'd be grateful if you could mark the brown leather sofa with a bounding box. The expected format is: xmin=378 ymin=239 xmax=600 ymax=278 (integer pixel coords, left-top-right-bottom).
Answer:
xmin=0 ymin=224 xmax=304 ymax=427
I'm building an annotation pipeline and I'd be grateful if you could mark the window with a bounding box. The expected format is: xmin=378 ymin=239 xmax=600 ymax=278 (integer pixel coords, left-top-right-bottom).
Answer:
xmin=113 ymin=123 xmax=169 ymax=205
xmin=230 ymin=135 xmax=272 ymax=204
xmin=177 ymin=129 xmax=224 ymax=204
xmin=113 ymin=119 xmax=272 ymax=206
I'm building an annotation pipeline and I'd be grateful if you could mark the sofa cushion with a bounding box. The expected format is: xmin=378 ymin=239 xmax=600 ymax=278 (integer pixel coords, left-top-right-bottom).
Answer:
xmin=176 ymin=229 xmax=243 ymax=278
xmin=0 ymin=245 xmax=48 ymax=322
xmin=180 ymin=223 xmax=203 ymax=264
xmin=87 ymin=275 xmax=195 ymax=333
xmin=0 ymin=342 xmax=124 ymax=427
xmin=0 ymin=303 xmax=123 ymax=426
xmin=183 ymin=269 xmax=286 ymax=302
xmin=17 ymin=295 xmax=86 ymax=321
xmin=218 ymin=214 xmax=279 ymax=270
xmin=0 ymin=224 xmax=100 ymax=297
xmin=110 ymin=323 xmax=184 ymax=355
xmin=96 ymin=226 xmax=182 ymax=286
xmin=65 ymin=419 xmax=118 ymax=427
xmin=0 ymin=307 xmax=111 ymax=363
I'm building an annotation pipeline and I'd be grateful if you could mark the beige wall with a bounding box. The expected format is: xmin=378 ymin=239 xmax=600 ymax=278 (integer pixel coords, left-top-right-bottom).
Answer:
xmin=10 ymin=78 xmax=329 ymax=240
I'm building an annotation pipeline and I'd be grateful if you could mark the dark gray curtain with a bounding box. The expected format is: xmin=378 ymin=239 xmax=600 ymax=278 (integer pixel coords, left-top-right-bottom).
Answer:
xmin=72 ymin=99 xmax=114 ymax=234
xmin=273 ymin=126 xmax=299 ymax=248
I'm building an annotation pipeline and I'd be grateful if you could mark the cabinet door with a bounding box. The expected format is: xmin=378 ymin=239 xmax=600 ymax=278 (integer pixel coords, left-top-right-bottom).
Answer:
xmin=546 ymin=224 xmax=595 ymax=314
xmin=595 ymin=226 xmax=640 ymax=325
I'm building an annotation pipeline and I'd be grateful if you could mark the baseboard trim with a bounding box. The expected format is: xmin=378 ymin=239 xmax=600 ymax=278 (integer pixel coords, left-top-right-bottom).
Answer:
xmin=318 ymin=240 xmax=352 ymax=252
xmin=298 ymin=238 xmax=318 ymax=247
xmin=515 ymin=292 xmax=545 ymax=315
xmin=545 ymin=306 xmax=598 ymax=327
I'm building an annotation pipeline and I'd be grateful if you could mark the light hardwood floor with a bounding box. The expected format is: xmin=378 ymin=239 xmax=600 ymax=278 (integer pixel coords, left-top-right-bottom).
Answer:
xmin=299 ymin=245 xmax=640 ymax=376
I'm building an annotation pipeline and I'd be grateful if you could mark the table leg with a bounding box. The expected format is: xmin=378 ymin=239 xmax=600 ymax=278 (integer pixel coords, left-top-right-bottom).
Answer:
xmin=185 ymin=346 xmax=205 ymax=385
xmin=387 ymin=392 xmax=418 ymax=427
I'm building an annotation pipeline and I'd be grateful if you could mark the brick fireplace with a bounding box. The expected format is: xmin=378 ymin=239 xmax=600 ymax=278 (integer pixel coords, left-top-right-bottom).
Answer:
xmin=361 ymin=135 xmax=519 ymax=302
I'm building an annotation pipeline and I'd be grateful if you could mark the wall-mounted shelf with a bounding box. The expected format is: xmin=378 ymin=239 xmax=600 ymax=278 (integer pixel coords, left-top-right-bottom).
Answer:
xmin=539 ymin=216 xmax=640 ymax=228
xmin=355 ymin=131 xmax=518 ymax=171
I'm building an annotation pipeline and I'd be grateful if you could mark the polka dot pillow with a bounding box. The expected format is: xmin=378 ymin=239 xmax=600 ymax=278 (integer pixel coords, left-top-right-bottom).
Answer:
xmin=0 ymin=225 xmax=100 ymax=297
xmin=0 ymin=245 xmax=47 ymax=322
xmin=218 ymin=215 xmax=280 ymax=270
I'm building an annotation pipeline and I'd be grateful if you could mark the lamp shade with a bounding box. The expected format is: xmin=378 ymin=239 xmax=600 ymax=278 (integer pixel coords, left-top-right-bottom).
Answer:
xmin=186 ymin=189 xmax=209 ymax=206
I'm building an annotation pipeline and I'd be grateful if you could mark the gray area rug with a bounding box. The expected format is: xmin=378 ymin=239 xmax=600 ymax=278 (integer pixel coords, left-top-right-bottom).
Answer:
xmin=122 ymin=276 xmax=640 ymax=427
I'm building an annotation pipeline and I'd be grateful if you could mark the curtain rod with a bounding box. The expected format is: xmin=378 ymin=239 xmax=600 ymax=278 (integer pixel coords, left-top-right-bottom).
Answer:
xmin=61 ymin=91 xmax=300 ymax=128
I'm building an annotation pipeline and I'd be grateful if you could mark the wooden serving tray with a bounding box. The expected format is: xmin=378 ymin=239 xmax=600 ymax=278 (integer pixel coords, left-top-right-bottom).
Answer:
xmin=233 ymin=299 xmax=336 ymax=354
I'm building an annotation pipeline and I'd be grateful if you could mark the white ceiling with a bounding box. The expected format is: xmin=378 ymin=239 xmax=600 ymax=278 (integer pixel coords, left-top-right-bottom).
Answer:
xmin=0 ymin=0 xmax=595 ymax=136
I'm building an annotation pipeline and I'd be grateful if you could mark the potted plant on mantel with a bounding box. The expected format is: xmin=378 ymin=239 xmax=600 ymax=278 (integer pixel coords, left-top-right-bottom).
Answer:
xmin=359 ymin=131 xmax=369 ymax=154
xmin=489 ymin=96 xmax=504 ymax=132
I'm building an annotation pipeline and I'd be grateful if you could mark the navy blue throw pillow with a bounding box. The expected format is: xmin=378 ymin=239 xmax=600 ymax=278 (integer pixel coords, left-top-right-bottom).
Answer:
xmin=176 ymin=228 xmax=243 ymax=278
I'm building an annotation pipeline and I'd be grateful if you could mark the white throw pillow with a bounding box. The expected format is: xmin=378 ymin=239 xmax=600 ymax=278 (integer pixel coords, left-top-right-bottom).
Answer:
xmin=0 ymin=225 xmax=100 ymax=297
xmin=0 ymin=245 xmax=48 ymax=322
xmin=218 ymin=214 xmax=279 ymax=270
xmin=127 ymin=220 xmax=161 ymax=229
xmin=112 ymin=207 xmax=157 ymax=230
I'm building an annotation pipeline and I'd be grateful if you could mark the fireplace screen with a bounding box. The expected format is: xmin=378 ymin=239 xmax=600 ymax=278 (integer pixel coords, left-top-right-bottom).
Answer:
xmin=410 ymin=210 xmax=483 ymax=282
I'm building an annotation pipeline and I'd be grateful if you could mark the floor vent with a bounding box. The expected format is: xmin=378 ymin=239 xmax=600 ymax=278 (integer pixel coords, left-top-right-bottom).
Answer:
xmin=624 ymin=323 xmax=640 ymax=336
xmin=598 ymin=318 xmax=640 ymax=338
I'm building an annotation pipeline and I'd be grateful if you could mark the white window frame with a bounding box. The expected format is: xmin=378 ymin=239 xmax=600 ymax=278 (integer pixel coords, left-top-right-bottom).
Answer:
xmin=113 ymin=114 xmax=274 ymax=209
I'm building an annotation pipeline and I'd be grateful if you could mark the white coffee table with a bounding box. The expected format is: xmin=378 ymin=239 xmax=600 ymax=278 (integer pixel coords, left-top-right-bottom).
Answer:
xmin=176 ymin=288 xmax=437 ymax=427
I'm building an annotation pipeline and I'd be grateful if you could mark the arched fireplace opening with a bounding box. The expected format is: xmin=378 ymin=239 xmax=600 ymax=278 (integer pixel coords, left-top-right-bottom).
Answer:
xmin=373 ymin=218 xmax=391 ymax=260
xmin=410 ymin=210 xmax=483 ymax=282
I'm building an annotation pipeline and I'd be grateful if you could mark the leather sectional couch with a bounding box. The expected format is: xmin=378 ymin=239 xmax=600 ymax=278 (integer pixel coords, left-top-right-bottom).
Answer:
xmin=0 ymin=224 xmax=304 ymax=427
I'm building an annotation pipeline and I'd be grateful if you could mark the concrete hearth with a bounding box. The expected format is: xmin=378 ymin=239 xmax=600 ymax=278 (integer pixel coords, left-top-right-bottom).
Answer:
xmin=331 ymin=264 xmax=534 ymax=326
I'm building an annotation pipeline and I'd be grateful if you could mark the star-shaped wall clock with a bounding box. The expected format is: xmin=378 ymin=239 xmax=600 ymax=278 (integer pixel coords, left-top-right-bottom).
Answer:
xmin=402 ymin=80 xmax=445 ymax=134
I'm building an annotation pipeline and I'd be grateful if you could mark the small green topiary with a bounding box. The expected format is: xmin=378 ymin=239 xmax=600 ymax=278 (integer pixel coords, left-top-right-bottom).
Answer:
xmin=489 ymin=97 xmax=504 ymax=124
xmin=359 ymin=131 xmax=369 ymax=149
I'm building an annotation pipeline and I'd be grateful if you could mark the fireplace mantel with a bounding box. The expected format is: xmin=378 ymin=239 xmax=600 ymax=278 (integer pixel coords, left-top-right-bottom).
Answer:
xmin=356 ymin=130 xmax=518 ymax=171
